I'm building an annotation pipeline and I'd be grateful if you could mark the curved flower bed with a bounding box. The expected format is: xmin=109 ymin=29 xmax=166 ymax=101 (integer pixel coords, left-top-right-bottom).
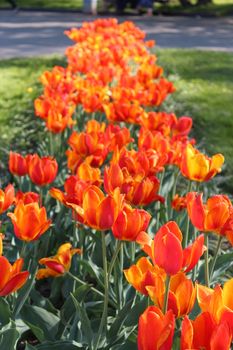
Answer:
xmin=0 ymin=18 xmax=232 ymax=350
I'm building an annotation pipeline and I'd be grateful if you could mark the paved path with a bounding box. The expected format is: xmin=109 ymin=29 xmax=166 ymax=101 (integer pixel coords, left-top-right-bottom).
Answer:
xmin=0 ymin=10 xmax=232 ymax=58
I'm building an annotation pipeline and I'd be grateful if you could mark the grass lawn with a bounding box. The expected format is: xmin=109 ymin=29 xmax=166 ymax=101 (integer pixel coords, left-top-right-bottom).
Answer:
xmin=0 ymin=50 xmax=233 ymax=190
xmin=0 ymin=0 xmax=233 ymax=16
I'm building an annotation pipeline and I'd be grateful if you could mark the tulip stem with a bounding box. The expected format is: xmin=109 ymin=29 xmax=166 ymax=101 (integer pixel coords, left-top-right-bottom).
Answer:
xmin=156 ymin=170 xmax=165 ymax=230
xmin=209 ymin=235 xmax=223 ymax=281
xmin=108 ymin=240 xmax=122 ymax=277
xmin=184 ymin=181 xmax=193 ymax=248
xmin=204 ymin=235 xmax=210 ymax=288
xmin=170 ymin=168 xmax=180 ymax=219
xmin=94 ymin=232 xmax=109 ymax=350
xmin=163 ymin=275 xmax=171 ymax=314
xmin=67 ymin=271 xmax=117 ymax=307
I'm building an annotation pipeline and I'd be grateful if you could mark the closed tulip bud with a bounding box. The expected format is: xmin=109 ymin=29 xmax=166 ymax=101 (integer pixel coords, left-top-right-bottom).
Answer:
xmin=0 ymin=184 xmax=15 ymax=215
xmin=36 ymin=243 xmax=81 ymax=279
xmin=27 ymin=154 xmax=58 ymax=186
xmin=0 ymin=257 xmax=29 ymax=296
xmin=8 ymin=200 xmax=51 ymax=241
xmin=9 ymin=151 xmax=28 ymax=177
xmin=180 ymin=144 xmax=224 ymax=182
xmin=138 ymin=306 xmax=175 ymax=350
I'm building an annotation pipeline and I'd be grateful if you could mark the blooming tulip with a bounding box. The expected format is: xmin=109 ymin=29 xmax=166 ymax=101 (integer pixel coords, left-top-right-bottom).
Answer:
xmin=181 ymin=312 xmax=232 ymax=350
xmin=27 ymin=154 xmax=58 ymax=186
xmin=147 ymin=272 xmax=196 ymax=318
xmin=180 ymin=144 xmax=224 ymax=182
xmin=124 ymin=257 xmax=165 ymax=295
xmin=15 ymin=191 xmax=40 ymax=205
xmin=69 ymin=186 xmax=124 ymax=231
xmin=187 ymin=192 xmax=233 ymax=245
xmin=197 ymin=279 xmax=233 ymax=328
xmin=136 ymin=222 xmax=205 ymax=275
xmin=112 ymin=204 xmax=151 ymax=241
xmin=138 ymin=306 xmax=175 ymax=350
xmin=0 ymin=184 xmax=15 ymax=215
xmin=8 ymin=200 xmax=51 ymax=241
xmin=171 ymin=194 xmax=187 ymax=212
xmin=36 ymin=243 xmax=81 ymax=279
xmin=9 ymin=151 xmax=28 ymax=177
xmin=0 ymin=256 xmax=29 ymax=296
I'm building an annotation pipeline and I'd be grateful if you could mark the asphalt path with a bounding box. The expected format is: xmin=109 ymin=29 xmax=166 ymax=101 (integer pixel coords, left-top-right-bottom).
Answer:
xmin=0 ymin=10 xmax=233 ymax=58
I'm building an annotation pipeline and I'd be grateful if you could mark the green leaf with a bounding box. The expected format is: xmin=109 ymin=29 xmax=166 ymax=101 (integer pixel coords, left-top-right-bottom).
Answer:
xmin=30 ymin=340 xmax=83 ymax=349
xmin=21 ymin=305 xmax=60 ymax=341
xmin=0 ymin=298 xmax=11 ymax=327
xmin=25 ymin=344 xmax=36 ymax=350
xmin=0 ymin=323 xmax=19 ymax=350
xmin=60 ymin=284 xmax=91 ymax=324
xmin=124 ymin=297 xmax=148 ymax=327
xmin=71 ymin=293 xmax=93 ymax=348
xmin=108 ymin=297 xmax=135 ymax=339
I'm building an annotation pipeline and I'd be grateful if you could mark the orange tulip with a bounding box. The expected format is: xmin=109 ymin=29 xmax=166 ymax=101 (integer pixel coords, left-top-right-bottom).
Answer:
xmin=104 ymin=151 xmax=164 ymax=206
xmin=9 ymin=151 xmax=28 ymax=177
xmin=0 ymin=184 xmax=15 ymax=215
xmin=197 ymin=279 xmax=233 ymax=328
xmin=36 ymin=243 xmax=81 ymax=279
xmin=76 ymin=160 xmax=102 ymax=186
xmin=136 ymin=222 xmax=205 ymax=275
xmin=0 ymin=256 xmax=29 ymax=296
xmin=153 ymin=221 xmax=183 ymax=275
xmin=112 ymin=204 xmax=151 ymax=241
xmin=27 ymin=154 xmax=58 ymax=186
xmin=180 ymin=144 xmax=224 ymax=182
xmin=181 ymin=313 xmax=232 ymax=350
xmin=138 ymin=306 xmax=175 ymax=350
xmin=8 ymin=200 xmax=51 ymax=241
xmin=171 ymin=194 xmax=187 ymax=212
xmin=124 ymin=257 xmax=165 ymax=295
xmin=186 ymin=192 xmax=233 ymax=245
xmin=15 ymin=191 xmax=40 ymax=205
xmin=50 ymin=176 xmax=89 ymax=208
xmin=69 ymin=186 xmax=124 ymax=231
xmin=147 ymin=272 xmax=196 ymax=318
xmin=105 ymin=124 xmax=133 ymax=152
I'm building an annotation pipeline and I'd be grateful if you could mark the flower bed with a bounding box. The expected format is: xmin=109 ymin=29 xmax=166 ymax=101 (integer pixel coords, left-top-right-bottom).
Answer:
xmin=0 ymin=18 xmax=232 ymax=350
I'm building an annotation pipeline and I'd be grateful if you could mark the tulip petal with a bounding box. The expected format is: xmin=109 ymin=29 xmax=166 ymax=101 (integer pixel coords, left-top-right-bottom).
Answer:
xmin=0 ymin=271 xmax=29 ymax=296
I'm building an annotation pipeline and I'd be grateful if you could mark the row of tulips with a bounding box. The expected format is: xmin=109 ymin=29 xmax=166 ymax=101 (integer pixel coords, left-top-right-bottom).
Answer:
xmin=0 ymin=18 xmax=232 ymax=350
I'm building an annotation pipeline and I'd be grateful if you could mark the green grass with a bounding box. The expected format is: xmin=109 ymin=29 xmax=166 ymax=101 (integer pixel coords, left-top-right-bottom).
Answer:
xmin=156 ymin=0 xmax=233 ymax=17
xmin=0 ymin=0 xmax=233 ymax=16
xmin=0 ymin=51 xmax=233 ymax=190
xmin=156 ymin=49 xmax=233 ymax=191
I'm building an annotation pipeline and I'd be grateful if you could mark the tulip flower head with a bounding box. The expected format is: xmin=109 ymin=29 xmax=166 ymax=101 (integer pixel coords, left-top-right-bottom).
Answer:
xmin=138 ymin=306 xmax=175 ymax=350
xmin=112 ymin=204 xmax=151 ymax=241
xmin=8 ymin=200 xmax=51 ymax=241
xmin=36 ymin=243 xmax=81 ymax=279
xmin=9 ymin=151 xmax=28 ymax=177
xmin=136 ymin=222 xmax=205 ymax=275
xmin=27 ymin=154 xmax=58 ymax=186
xmin=180 ymin=144 xmax=224 ymax=182
xmin=0 ymin=256 xmax=29 ymax=296
xmin=69 ymin=186 xmax=124 ymax=231
xmin=0 ymin=184 xmax=15 ymax=215
xmin=187 ymin=192 xmax=233 ymax=245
